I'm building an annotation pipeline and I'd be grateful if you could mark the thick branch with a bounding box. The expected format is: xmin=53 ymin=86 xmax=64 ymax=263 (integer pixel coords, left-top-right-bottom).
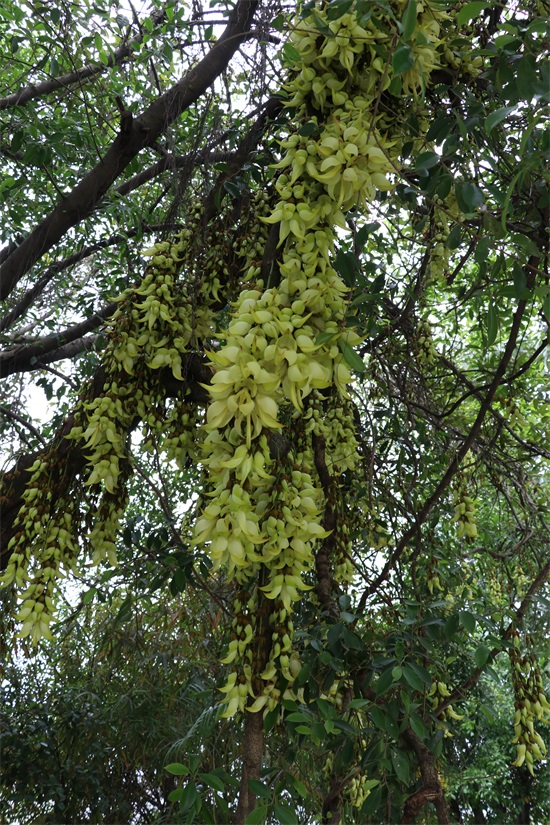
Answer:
xmin=0 ymin=5 xmax=172 ymax=110
xmin=401 ymin=729 xmax=450 ymax=824
xmin=0 ymin=0 xmax=259 ymax=300
xmin=0 ymin=306 xmax=116 ymax=379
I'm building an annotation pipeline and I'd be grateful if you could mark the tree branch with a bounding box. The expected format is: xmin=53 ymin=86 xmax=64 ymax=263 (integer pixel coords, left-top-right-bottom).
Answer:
xmin=0 ymin=222 xmax=182 ymax=333
xmin=434 ymin=554 xmax=550 ymax=719
xmin=0 ymin=0 xmax=259 ymax=300
xmin=0 ymin=4 xmax=172 ymax=111
xmin=357 ymin=269 xmax=534 ymax=613
xmin=0 ymin=306 xmax=116 ymax=379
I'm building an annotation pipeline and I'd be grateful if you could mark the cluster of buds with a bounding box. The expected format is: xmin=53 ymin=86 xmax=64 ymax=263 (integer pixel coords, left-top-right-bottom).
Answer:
xmin=415 ymin=317 xmax=437 ymax=366
xmin=347 ymin=772 xmax=376 ymax=809
xmin=451 ymin=471 xmax=478 ymax=540
xmin=2 ymin=457 xmax=80 ymax=644
xmin=428 ymin=681 xmax=464 ymax=736
xmin=509 ymin=634 xmax=550 ymax=775
xmin=426 ymin=196 xmax=451 ymax=283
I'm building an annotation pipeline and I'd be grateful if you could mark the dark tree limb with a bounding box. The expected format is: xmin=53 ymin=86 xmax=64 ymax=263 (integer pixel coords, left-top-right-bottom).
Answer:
xmin=0 ymin=306 xmax=116 ymax=378
xmin=0 ymin=0 xmax=259 ymax=300
xmin=0 ymin=5 xmax=171 ymax=111
xmin=401 ymin=729 xmax=451 ymax=825
xmin=234 ymin=711 xmax=265 ymax=824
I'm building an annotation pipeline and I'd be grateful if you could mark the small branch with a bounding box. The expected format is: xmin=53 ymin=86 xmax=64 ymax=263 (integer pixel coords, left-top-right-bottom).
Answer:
xmin=357 ymin=265 xmax=533 ymax=613
xmin=435 ymin=554 xmax=550 ymax=719
xmin=114 ymin=150 xmax=236 ymax=198
xmin=0 ymin=0 xmax=260 ymax=300
xmin=0 ymin=306 xmax=116 ymax=378
xmin=0 ymin=405 xmax=46 ymax=446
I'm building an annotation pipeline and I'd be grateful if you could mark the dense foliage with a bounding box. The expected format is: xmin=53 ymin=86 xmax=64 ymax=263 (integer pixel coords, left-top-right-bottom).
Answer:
xmin=1 ymin=0 xmax=549 ymax=822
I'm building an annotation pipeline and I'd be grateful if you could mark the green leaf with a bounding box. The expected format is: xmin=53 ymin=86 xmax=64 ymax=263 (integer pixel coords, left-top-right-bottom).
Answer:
xmin=248 ymin=779 xmax=271 ymax=799
xmin=415 ymin=151 xmax=440 ymax=170
xmin=168 ymin=788 xmax=183 ymax=802
xmin=392 ymin=44 xmax=414 ymax=75
xmin=245 ymin=805 xmax=269 ymax=825
xmin=223 ymin=180 xmax=242 ymax=198
xmin=347 ymin=698 xmax=369 ymax=709
xmin=199 ymin=772 xmax=225 ymax=792
xmin=315 ymin=330 xmax=336 ymax=346
xmin=402 ymin=665 xmax=424 ymax=692
xmin=338 ymin=339 xmax=366 ymax=373
xmin=311 ymin=12 xmax=333 ymax=36
xmin=114 ymin=594 xmax=133 ymax=624
xmin=293 ymin=778 xmax=308 ymax=798
xmin=326 ymin=0 xmax=355 ymax=20
xmin=298 ymin=121 xmax=319 ymax=137
xmin=334 ymin=249 xmax=360 ymax=286
xmin=455 ymin=181 xmax=485 ymax=213
xmin=485 ymin=106 xmax=516 ymax=135
xmin=361 ymin=785 xmax=382 ymax=814
xmin=391 ymin=749 xmax=411 ymax=785
xmin=409 ymin=714 xmax=427 ymax=739
xmin=273 ymin=802 xmax=298 ymax=824
xmin=474 ymin=644 xmax=491 ymax=668
xmin=457 ymin=1 xmax=488 ymax=27
xmin=444 ymin=613 xmax=460 ymax=639
xmin=487 ymin=302 xmax=498 ymax=346
xmin=370 ymin=706 xmax=386 ymax=730
xmin=512 ymin=262 xmax=527 ymax=298
xmin=474 ymin=236 xmax=491 ymax=263
xmin=543 ymin=294 xmax=550 ymax=324
xmin=82 ymin=588 xmax=96 ymax=604
xmin=165 ymin=763 xmax=189 ymax=776
xmin=407 ymin=661 xmax=432 ymax=685
xmin=400 ymin=0 xmax=418 ymax=40
xmin=285 ymin=711 xmax=312 ymax=723
xmin=179 ymin=782 xmax=198 ymax=813
xmin=375 ymin=666 xmax=397 ymax=696
xmin=459 ymin=611 xmax=476 ymax=633
xmin=446 ymin=224 xmax=463 ymax=249
xmin=283 ymin=43 xmax=302 ymax=64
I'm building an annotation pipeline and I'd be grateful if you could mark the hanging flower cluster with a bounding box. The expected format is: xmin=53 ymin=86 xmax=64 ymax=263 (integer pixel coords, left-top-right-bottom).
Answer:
xmin=509 ymin=633 xmax=550 ymax=774
xmin=2 ymin=195 xmax=269 ymax=644
xmin=428 ymin=680 xmax=464 ymax=735
xmin=451 ymin=470 xmax=478 ymax=541
xmin=196 ymin=0 xmax=465 ymax=717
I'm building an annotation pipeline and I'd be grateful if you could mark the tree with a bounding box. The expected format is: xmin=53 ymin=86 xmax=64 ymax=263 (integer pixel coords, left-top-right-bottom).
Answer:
xmin=1 ymin=0 xmax=549 ymax=822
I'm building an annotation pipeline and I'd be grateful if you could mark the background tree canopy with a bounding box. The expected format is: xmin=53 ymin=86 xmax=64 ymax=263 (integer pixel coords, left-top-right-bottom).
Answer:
xmin=0 ymin=0 xmax=548 ymax=822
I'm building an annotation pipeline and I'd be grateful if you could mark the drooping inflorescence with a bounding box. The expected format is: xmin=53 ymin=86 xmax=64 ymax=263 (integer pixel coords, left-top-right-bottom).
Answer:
xmin=195 ymin=0 xmax=478 ymax=717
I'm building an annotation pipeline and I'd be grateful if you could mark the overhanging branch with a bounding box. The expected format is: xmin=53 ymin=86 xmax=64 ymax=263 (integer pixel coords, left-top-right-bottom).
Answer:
xmin=0 ymin=0 xmax=259 ymax=300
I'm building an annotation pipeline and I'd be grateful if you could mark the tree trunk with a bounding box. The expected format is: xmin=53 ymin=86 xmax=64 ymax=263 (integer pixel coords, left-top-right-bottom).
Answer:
xmin=234 ymin=710 xmax=264 ymax=824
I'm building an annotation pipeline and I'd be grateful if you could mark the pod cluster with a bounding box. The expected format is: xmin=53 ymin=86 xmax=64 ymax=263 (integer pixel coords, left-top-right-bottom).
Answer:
xmin=509 ymin=634 xmax=550 ymax=775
